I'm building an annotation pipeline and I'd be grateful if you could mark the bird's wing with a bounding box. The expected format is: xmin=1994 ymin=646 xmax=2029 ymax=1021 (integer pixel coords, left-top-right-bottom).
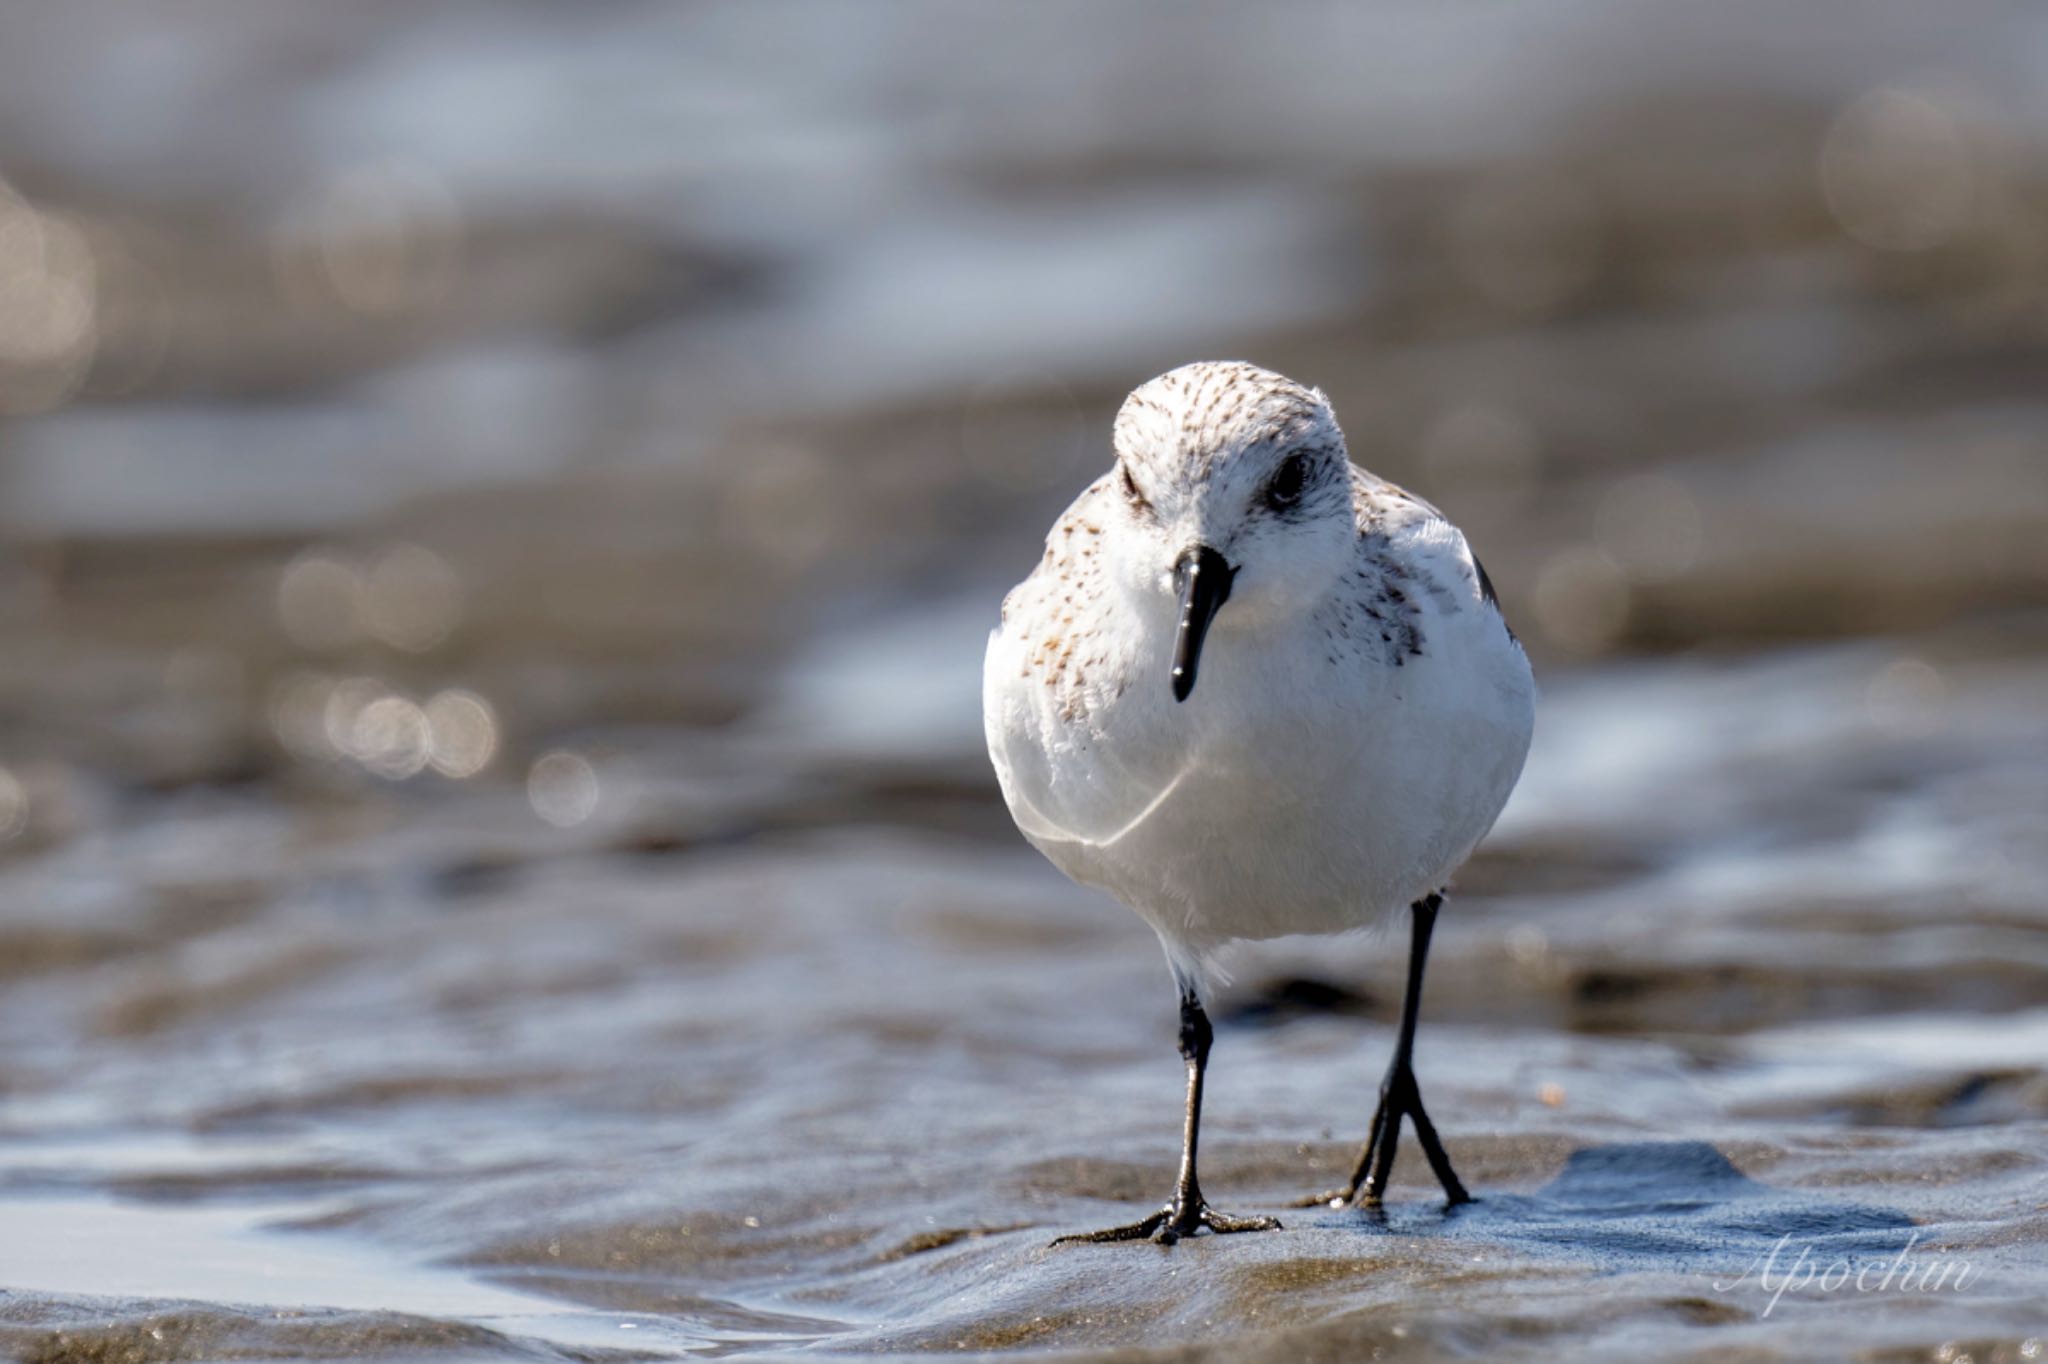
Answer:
xmin=1349 ymin=467 xmax=1518 ymax=646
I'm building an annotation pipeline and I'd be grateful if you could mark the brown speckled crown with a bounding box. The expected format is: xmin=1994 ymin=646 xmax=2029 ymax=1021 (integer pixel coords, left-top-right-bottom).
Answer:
xmin=1113 ymin=361 xmax=1341 ymax=486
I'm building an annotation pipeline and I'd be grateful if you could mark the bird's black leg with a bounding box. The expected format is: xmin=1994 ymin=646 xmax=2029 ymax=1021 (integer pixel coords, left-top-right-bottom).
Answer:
xmin=1295 ymin=893 xmax=1471 ymax=1210
xmin=1052 ymin=981 xmax=1282 ymax=1246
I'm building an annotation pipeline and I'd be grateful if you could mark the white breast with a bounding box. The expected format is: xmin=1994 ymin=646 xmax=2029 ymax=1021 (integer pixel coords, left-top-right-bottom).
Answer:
xmin=984 ymin=481 xmax=1534 ymax=962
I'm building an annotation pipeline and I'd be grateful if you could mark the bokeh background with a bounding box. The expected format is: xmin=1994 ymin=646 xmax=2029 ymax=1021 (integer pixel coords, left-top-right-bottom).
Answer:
xmin=2 ymin=4 xmax=2046 ymax=1361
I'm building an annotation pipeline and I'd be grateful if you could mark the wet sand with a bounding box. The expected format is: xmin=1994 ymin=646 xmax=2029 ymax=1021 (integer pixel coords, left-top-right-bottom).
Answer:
xmin=2 ymin=634 xmax=2045 ymax=1361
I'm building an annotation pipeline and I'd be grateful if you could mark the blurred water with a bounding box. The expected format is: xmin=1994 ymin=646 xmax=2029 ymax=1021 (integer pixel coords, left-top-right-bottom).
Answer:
xmin=2 ymin=3 xmax=2047 ymax=1362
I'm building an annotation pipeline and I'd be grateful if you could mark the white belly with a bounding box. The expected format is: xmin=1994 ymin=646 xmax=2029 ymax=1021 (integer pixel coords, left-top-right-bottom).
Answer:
xmin=985 ymin=595 xmax=1534 ymax=954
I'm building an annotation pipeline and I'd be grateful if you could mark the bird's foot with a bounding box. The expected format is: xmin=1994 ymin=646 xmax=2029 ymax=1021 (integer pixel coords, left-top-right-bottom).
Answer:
xmin=1290 ymin=1184 xmax=1359 ymax=1210
xmin=1292 ymin=1063 xmax=1471 ymax=1210
xmin=1051 ymin=1199 xmax=1281 ymax=1247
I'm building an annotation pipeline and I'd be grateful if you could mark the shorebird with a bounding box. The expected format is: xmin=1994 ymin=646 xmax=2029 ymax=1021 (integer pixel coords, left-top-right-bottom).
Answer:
xmin=983 ymin=361 xmax=1534 ymax=1244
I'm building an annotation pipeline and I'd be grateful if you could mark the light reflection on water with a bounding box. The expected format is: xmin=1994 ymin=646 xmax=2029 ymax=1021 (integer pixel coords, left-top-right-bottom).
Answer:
xmin=0 ymin=1193 xmax=714 ymax=1358
xmin=2 ymin=1196 xmax=540 ymax=1319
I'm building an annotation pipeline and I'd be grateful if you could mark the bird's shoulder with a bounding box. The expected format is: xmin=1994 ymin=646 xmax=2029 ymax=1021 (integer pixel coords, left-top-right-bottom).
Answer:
xmin=1322 ymin=466 xmax=1517 ymax=663
xmin=990 ymin=475 xmax=1133 ymax=727
xmin=1348 ymin=466 xmax=1447 ymax=539
xmin=997 ymin=474 xmax=1115 ymax=634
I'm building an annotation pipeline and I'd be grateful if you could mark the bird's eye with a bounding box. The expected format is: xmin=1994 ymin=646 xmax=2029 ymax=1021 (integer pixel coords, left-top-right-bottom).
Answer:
xmin=1264 ymin=453 xmax=1310 ymax=511
xmin=1118 ymin=462 xmax=1152 ymax=514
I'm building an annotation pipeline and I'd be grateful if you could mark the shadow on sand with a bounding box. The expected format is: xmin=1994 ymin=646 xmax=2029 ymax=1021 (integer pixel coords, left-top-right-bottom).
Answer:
xmin=1365 ymin=1141 xmax=1917 ymax=1274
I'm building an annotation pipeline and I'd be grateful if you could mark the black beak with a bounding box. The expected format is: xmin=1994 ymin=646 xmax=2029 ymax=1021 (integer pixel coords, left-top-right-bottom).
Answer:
xmin=1170 ymin=545 xmax=1235 ymax=702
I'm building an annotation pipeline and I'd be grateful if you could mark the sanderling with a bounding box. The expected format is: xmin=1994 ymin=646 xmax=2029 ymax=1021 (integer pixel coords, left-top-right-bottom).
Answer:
xmin=983 ymin=361 xmax=1535 ymax=1244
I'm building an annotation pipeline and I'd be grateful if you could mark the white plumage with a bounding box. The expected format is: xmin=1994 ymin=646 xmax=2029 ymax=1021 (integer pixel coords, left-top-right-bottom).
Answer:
xmin=981 ymin=361 xmax=1535 ymax=1244
xmin=985 ymin=361 xmax=1533 ymax=985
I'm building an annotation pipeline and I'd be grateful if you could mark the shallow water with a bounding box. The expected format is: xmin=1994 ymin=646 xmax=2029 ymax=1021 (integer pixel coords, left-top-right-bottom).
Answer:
xmin=2 ymin=635 xmax=2045 ymax=1362
xmin=5 ymin=2 xmax=2048 ymax=1360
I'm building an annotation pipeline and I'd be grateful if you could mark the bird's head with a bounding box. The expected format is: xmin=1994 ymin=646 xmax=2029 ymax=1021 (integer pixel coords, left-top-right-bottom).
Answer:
xmin=1106 ymin=361 xmax=1356 ymax=701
